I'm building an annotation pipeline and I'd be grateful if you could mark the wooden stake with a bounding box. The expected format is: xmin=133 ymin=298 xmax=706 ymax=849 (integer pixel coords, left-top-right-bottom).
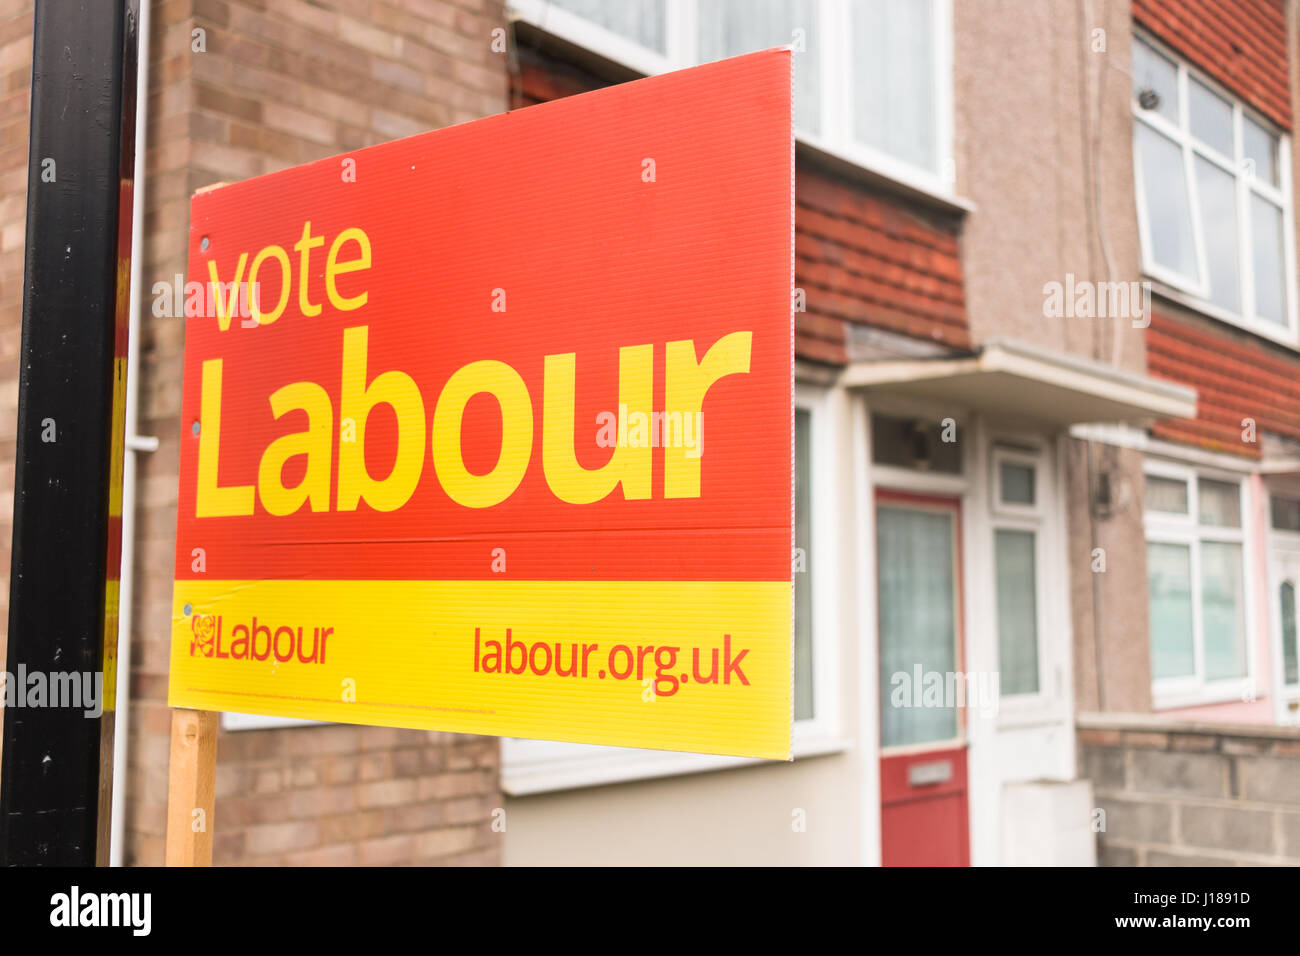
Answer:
xmin=165 ymin=708 xmax=218 ymax=866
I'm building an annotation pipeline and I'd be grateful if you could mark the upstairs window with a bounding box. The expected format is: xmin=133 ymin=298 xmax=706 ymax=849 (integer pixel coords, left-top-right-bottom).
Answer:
xmin=514 ymin=0 xmax=953 ymax=192
xmin=1131 ymin=34 xmax=1296 ymax=342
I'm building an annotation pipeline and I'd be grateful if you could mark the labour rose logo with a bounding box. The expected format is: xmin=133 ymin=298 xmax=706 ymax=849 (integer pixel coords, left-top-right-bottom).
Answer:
xmin=191 ymin=613 xmax=216 ymax=657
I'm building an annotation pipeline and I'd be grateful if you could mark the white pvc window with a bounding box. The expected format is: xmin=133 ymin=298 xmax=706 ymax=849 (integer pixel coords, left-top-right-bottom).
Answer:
xmin=1144 ymin=462 xmax=1253 ymax=705
xmin=1132 ymin=33 xmax=1298 ymax=344
xmin=511 ymin=0 xmax=955 ymax=195
xmin=990 ymin=446 xmax=1047 ymax=698
xmin=548 ymin=0 xmax=668 ymax=52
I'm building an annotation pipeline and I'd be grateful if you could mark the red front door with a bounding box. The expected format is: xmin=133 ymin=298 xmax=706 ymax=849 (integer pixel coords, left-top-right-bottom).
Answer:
xmin=876 ymin=491 xmax=970 ymax=867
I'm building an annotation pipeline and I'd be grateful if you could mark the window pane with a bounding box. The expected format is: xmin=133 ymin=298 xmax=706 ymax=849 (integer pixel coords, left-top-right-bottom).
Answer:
xmin=1198 ymin=478 xmax=1241 ymax=527
xmin=999 ymin=460 xmax=1035 ymax=506
xmin=1195 ymin=156 xmax=1240 ymax=312
xmin=549 ymin=0 xmax=667 ymax=53
xmin=698 ymin=0 xmax=820 ymax=135
xmin=1146 ymin=475 xmax=1189 ymax=514
xmin=1250 ymin=194 xmax=1287 ymax=326
xmin=1148 ymin=542 xmax=1195 ymax=679
xmin=1136 ymin=123 xmax=1199 ymax=281
xmin=878 ymin=506 xmax=957 ymax=748
xmin=1243 ymin=115 xmax=1279 ymax=187
xmin=1272 ymin=496 xmax=1300 ymax=532
xmin=870 ymin=414 xmax=962 ymax=474
xmin=1132 ymin=37 xmax=1179 ymax=124
xmin=1201 ymin=541 xmax=1246 ymax=680
xmin=794 ymin=409 xmax=814 ymax=720
xmin=1281 ymin=581 xmax=1298 ymax=686
xmin=1189 ymin=78 xmax=1233 ymax=156
xmin=995 ymin=530 xmax=1039 ymax=695
xmin=852 ymin=0 xmax=936 ymax=172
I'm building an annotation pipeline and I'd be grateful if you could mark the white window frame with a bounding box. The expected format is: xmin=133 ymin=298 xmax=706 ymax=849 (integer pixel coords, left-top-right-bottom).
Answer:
xmin=501 ymin=382 xmax=844 ymax=795
xmin=990 ymin=445 xmax=1042 ymax=520
xmin=1132 ymin=30 xmax=1300 ymax=346
xmin=508 ymin=0 xmax=955 ymax=199
xmin=221 ymin=712 xmax=320 ymax=731
xmin=988 ymin=442 xmax=1051 ymax=709
xmin=1265 ymin=489 xmax=1300 ymax=699
xmin=1143 ymin=458 xmax=1258 ymax=708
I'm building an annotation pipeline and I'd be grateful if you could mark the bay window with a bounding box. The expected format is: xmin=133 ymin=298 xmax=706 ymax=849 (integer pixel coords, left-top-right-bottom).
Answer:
xmin=1131 ymin=34 xmax=1297 ymax=342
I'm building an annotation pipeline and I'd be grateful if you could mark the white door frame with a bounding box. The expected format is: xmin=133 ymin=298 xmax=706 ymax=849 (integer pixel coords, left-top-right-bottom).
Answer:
xmin=856 ymin=397 xmax=1077 ymax=866
xmin=1267 ymin=532 xmax=1300 ymax=724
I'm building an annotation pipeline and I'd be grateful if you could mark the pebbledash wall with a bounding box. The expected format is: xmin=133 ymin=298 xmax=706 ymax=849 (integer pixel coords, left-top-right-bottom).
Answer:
xmin=0 ymin=0 xmax=510 ymax=866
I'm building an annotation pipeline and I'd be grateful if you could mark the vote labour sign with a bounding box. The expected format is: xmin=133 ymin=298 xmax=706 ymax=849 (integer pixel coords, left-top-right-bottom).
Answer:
xmin=167 ymin=50 xmax=794 ymax=759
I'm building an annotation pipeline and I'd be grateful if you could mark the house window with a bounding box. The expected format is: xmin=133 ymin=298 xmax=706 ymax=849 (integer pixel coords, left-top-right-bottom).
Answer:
xmin=1272 ymin=494 xmax=1300 ymax=533
xmin=548 ymin=0 xmax=667 ymax=53
xmin=990 ymin=446 xmax=1045 ymax=698
xmin=511 ymin=0 xmax=954 ymax=192
xmin=698 ymin=0 xmax=822 ymax=137
xmin=1281 ymin=580 xmax=1298 ymax=687
xmin=1131 ymin=34 xmax=1296 ymax=341
xmin=870 ymin=413 xmax=962 ymax=474
xmin=851 ymin=0 xmax=940 ymax=174
xmin=994 ymin=529 xmax=1038 ymax=695
xmin=1143 ymin=464 xmax=1251 ymax=703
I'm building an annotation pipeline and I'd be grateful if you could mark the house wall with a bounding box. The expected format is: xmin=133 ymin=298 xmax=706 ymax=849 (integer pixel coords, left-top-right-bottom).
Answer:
xmin=504 ymin=751 xmax=860 ymax=866
xmin=1124 ymin=0 xmax=1298 ymax=727
xmin=795 ymin=166 xmax=969 ymax=358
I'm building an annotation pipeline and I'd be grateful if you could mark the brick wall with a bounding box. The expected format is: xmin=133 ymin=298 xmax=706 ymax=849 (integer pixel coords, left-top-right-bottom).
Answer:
xmin=795 ymin=169 xmax=969 ymax=360
xmin=1080 ymin=714 xmax=1300 ymax=865
xmin=1145 ymin=309 xmax=1300 ymax=457
xmin=0 ymin=0 xmax=509 ymax=865
xmin=1133 ymin=0 xmax=1291 ymax=130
